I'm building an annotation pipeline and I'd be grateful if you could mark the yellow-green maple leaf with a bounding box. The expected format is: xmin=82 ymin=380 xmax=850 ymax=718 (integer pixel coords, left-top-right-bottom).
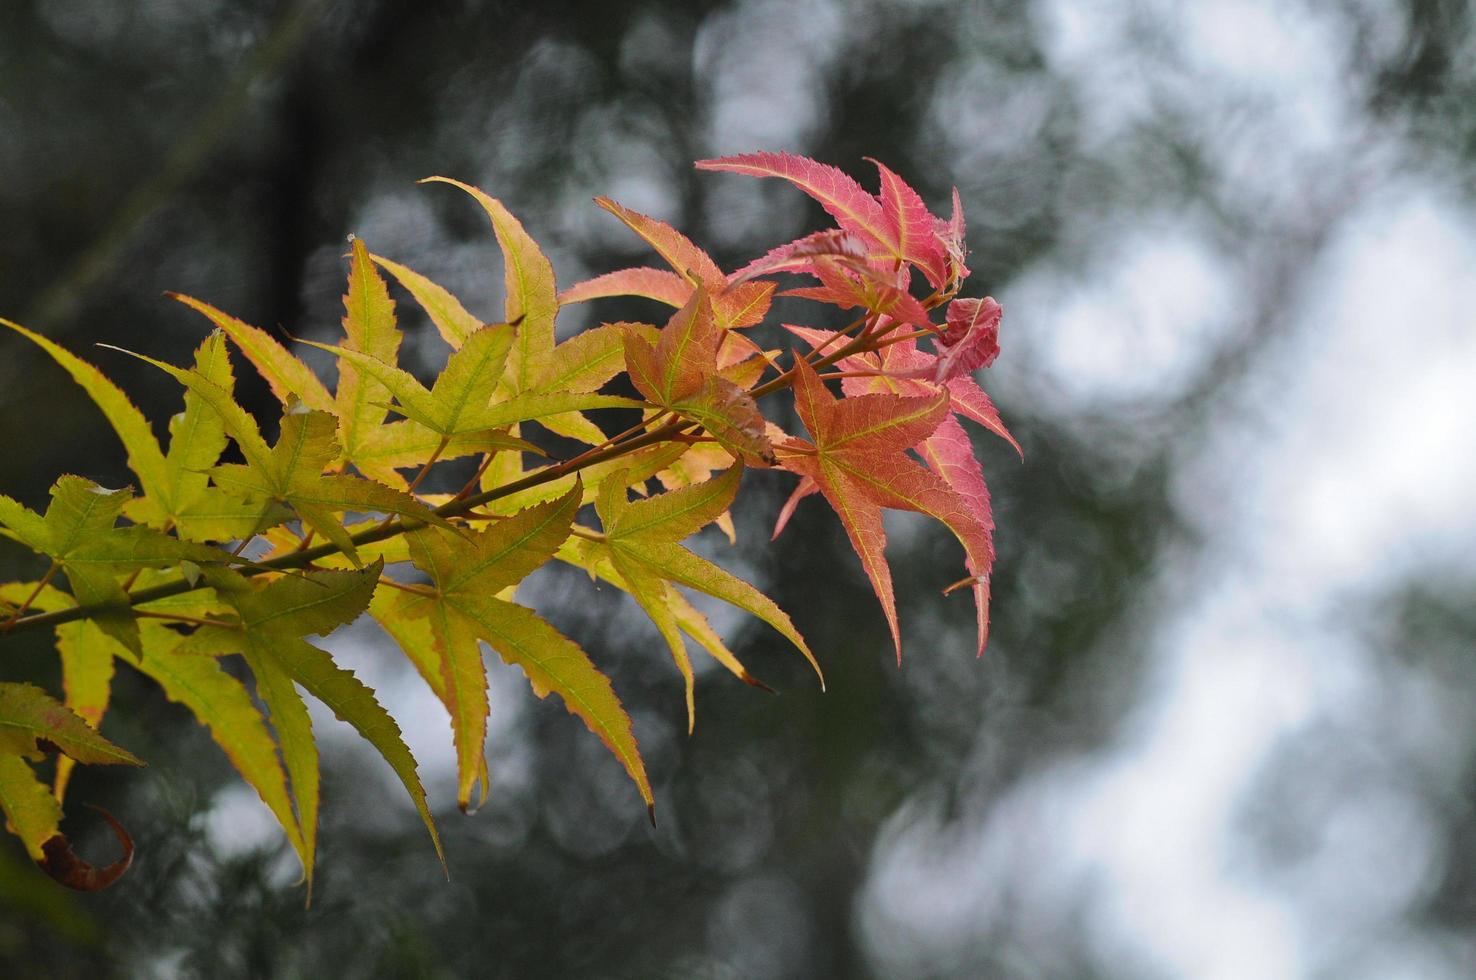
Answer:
xmin=196 ymin=562 xmax=445 ymax=885
xmin=121 ymin=347 xmax=456 ymax=563
xmin=573 ymin=466 xmax=821 ymax=730
xmin=0 ymin=477 xmax=233 ymax=653
xmin=389 ymin=484 xmax=652 ymax=815
xmin=304 ymin=326 xmax=639 ymax=440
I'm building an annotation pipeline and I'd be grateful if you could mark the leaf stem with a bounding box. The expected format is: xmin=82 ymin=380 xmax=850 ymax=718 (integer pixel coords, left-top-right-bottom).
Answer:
xmin=135 ymin=610 xmax=243 ymax=630
xmin=376 ymin=577 xmax=437 ymax=598
xmin=403 ymin=436 xmax=449 ymax=497
xmin=0 ymin=562 xmax=59 ymax=632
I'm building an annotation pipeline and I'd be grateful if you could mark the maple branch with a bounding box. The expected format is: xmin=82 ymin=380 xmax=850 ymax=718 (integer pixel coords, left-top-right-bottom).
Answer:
xmin=0 ymin=300 xmax=912 ymax=639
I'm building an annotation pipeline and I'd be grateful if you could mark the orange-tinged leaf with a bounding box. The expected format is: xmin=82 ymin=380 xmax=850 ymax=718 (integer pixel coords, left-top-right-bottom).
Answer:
xmin=421 ymin=178 xmax=557 ymax=394
xmin=559 ymin=267 xmax=691 ymax=308
xmin=672 ymin=377 xmax=774 ymax=465
xmin=728 ymin=229 xmax=871 ymax=285
xmin=785 ymin=325 xmax=1020 ymax=457
xmin=782 ymin=328 xmax=1013 ymax=655
xmin=167 ymin=293 xmax=334 ymax=413
xmin=594 ymin=197 xmax=725 ymax=290
xmin=713 ymin=280 xmax=777 ymax=330
xmin=370 ymin=252 xmax=482 ymax=349
xmin=783 ymin=256 xmax=932 ymax=328
xmin=622 ymin=287 xmax=720 ymax=409
xmin=562 ymin=266 xmax=774 ymax=333
xmin=913 ymin=414 xmax=995 ymax=655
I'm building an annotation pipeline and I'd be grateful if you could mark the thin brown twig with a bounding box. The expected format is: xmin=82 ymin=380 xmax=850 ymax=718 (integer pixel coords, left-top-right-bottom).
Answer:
xmin=0 ymin=562 xmax=59 ymax=631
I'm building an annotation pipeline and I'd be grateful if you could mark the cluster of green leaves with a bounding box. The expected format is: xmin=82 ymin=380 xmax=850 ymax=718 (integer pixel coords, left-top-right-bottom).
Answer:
xmin=0 ymin=155 xmax=1015 ymax=893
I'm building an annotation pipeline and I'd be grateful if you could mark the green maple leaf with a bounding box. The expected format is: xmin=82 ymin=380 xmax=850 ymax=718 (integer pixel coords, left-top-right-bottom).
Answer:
xmin=195 ymin=561 xmax=445 ymax=889
xmin=420 ymin=177 xmax=634 ymax=447
xmin=119 ymin=346 xmax=457 ymax=564
xmin=388 ymin=484 xmax=652 ymax=815
xmin=0 ymin=681 xmax=140 ymax=877
xmin=0 ymin=477 xmax=235 ymax=653
xmin=567 ymin=466 xmax=820 ymax=730
xmin=0 ymin=578 xmax=316 ymax=881
xmin=336 ymin=236 xmax=403 ymax=463
xmin=0 ymin=321 xmax=259 ymax=541
xmin=302 ymin=325 xmax=640 ymax=442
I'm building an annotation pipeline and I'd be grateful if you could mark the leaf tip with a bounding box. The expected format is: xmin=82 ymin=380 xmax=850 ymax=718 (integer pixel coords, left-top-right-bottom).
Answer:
xmin=740 ymin=671 xmax=776 ymax=695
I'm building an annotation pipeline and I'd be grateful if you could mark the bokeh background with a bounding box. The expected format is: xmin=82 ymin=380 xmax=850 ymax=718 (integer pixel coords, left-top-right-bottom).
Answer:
xmin=2 ymin=1 xmax=1474 ymax=977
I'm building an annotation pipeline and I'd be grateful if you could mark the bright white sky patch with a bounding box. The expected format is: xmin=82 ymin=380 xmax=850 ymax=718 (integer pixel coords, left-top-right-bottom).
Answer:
xmin=1001 ymin=214 xmax=1235 ymax=407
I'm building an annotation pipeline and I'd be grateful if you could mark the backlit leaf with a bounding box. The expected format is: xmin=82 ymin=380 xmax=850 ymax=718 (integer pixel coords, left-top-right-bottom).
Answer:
xmin=779 ymin=357 xmax=994 ymax=658
xmin=338 ymin=237 xmax=403 ymax=460
xmin=593 ymin=467 xmax=821 ymax=703
xmin=421 ymin=178 xmax=557 ymax=394
xmin=399 ymin=485 xmax=652 ymax=814
xmin=208 ymin=562 xmax=444 ymax=872
xmin=166 ymin=293 xmax=334 ymax=413
xmin=0 ymin=319 xmax=170 ymax=515
xmin=697 ymin=152 xmax=898 ymax=256
xmin=370 ymin=251 xmax=482 ymax=349
xmin=0 ymin=682 xmax=141 ymax=766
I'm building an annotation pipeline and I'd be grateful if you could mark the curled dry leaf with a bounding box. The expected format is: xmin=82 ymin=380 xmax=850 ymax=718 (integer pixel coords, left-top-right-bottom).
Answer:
xmin=39 ymin=805 xmax=134 ymax=892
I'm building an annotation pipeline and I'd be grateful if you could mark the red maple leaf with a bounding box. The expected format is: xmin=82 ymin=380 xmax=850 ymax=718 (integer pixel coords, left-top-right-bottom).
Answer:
xmin=778 ymin=324 xmax=1019 ymax=655
xmin=776 ymin=357 xmax=998 ymax=659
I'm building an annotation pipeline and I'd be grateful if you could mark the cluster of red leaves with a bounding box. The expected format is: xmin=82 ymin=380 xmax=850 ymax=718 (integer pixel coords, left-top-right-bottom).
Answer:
xmin=565 ymin=152 xmax=1018 ymax=658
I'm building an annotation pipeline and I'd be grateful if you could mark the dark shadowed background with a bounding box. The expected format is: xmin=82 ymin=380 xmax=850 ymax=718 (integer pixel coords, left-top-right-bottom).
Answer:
xmin=2 ymin=1 xmax=1474 ymax=977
